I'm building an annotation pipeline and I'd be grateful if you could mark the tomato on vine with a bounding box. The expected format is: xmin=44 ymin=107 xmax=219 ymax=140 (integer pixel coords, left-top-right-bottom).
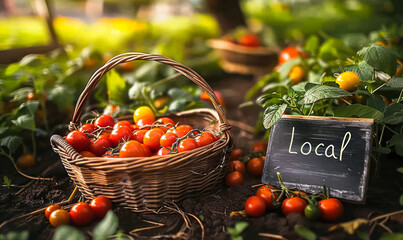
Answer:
xmin=89 ymin=135 xmax=111 ymax=156
xmin=90 ymin=196 xmax=112 ymax=219
xmin=119 ymin=140 xmax=147 ymax=157
xmin=225 ymin=171 xmax=243 ymax=187
xmin=133 ymin=106 xmax=155 ymax=124
xmin=178 ymin=139 xmax=198 ymax=153
xmin=169 ymin=125 xmax=194 ymax=138
xmin=109 ymin=125 xmax=133 ymax=147
xmin=279 ymin=46 xmax=307 ymax=64
xmin=318 ymin=198 xmax=344 ymax=221
xmin=195 ymin=132 xmax=216 ymax=147
xmin=94 ymin=115 xmax=115 ymax=128
xmin=305 ymin=204 xmax=321 ymax=220
xmin=113 ymin=120 xmax=132 ymax=129
xmin=156 ymin=147 xmax=170 ymax=156
xmin=45 ymin=204 xmax=61 ymax=219
xmin=335 ymin=71 xmax=360 ymax=92
xmin=281 ymin=197 xmax=307 ymax=216
xmin=230 ymin=148 xmax=244 ymax=160
xmin=143 ymin=128 xmax=165 ymax=151
xmin=133 ymin=129 xmax=148 ymax=143
xmin=155 ymin=117 xmax=175 ymax=132
xmin=79 ymin=123 xmax=96 ymax=133
xmin=49 ymin=209 xmax=70 ymax=227
xmin=160 ymin=132 xmax=177 ymax=148
xmin=69 ymin=202 xmax=94 ymax=226
xmin=252 ymin=141 xmax=267 ymax=153
xmin=256 ymin=185 xmax=277 ymax=210
xmin=66 ymin=130 xmax=90 ymax=152
xmin=228 ymin=160 xmax=245 ymax=174
xmin=247 ymin=157 xmax=265 ymax=176
xmin=244 ymin=196 xmax=266 ymax=217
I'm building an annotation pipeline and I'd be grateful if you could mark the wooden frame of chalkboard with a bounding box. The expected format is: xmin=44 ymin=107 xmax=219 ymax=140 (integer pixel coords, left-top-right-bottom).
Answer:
xmin=261 ymin=115 xmax=374 ymax=203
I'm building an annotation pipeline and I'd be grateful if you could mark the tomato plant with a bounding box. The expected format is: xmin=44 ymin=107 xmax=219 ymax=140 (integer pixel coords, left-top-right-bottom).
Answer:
xmin=228 ymin=160 xmax=245 ymax=174
xmin=256 ymin=185 xmax=277 ymax=210
xmin=177 ymin=138 xmax=198 ymax=153
xmin=318 ymin=198 xmax=344 ymax=221
xmin=94 ymin=115 xmax=115 ymax=128
xmin=335 ymin=71 xmax=360 ymax=92
xmin=244 ymin=196 xmax=266 ymax=217
xmin=225 ymin=171 xmax=243 ymax=187
xmin=89 ymin=135 xmax=111 ymax=156
xmin=69 ymin=202 xmax=94 ymax=226
xmin=247 ymin=157 xmax=264 ymax=176
xmin=281 ymin=197 xmax=307 ymax=216
xmin=17 ymin=154 xmax=35 ymax=168
xmin=90 ymin=196 xmax=112 ymax=219
xmin=195 ymin=132 xmax=216 ymax=147
xmin=133 ymin=106 xmax=155 ymax=124
xmin=49 ymin=209 xmax=70 ymax=227
xmin=143 ymin=128 xmax=165 ymax=151
xmin=66 ymin=130 xmax=90 ymax=152
xmin=45 ymin=204 xmax=61 ymax=219
xmin=119 ymin=140 xmax=147 ymax=157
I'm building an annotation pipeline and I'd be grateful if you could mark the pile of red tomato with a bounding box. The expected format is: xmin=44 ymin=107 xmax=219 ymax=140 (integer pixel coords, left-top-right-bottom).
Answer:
xmin=45 ymin=196 xmax=112 ymax=227
xmin=222 ymin=33 xmax=262 ymax=48
xmin=65 ymin=106 xmax=221 ymax=158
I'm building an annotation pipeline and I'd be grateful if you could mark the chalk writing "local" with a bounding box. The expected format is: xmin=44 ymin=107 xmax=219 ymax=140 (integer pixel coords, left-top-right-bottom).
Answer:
xmin=288 ymin=127 xmax=351 ymax=161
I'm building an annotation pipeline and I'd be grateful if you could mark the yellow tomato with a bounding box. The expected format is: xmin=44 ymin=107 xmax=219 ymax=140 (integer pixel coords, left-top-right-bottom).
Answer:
xmin=17 ymin=154 xmax=36 ymax=168
xmin=133 ymin=106 xmax=155 ymax=124
xmin=289 ymin=65 xmax=306 ymax=85
xmin=336 ymin=71 xmax=360 ymax=92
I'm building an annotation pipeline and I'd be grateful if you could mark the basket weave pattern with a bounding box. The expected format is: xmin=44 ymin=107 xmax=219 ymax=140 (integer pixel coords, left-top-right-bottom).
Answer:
xmin=50 ymin=53 xmax=233 ymax=211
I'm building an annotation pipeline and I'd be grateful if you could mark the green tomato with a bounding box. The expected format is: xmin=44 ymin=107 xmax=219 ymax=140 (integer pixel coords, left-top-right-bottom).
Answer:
xmin=304 ymin=204 xmax=321 ymax=220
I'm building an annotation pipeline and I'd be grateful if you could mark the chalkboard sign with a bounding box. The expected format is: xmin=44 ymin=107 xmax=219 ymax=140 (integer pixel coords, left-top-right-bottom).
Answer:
xmin=261 ymin=115 xmax=374 ymax=203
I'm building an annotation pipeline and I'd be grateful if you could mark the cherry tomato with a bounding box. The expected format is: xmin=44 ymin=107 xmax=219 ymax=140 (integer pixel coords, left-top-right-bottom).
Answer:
xmin=225 ymin=171 xmax=244 ymax=187
xmin=99 ymin=129 xmax=112 ymax=138
xmin=143 ymin=128 xmax=165 ymax=151
xmin=178 ymin=138 xmax=198 ymax=153
xmin=160 ymin=132 xmax=177 ymax=148
xmin=245 ymin=196 xmax=266 ymax=217
xmin=66 ymin=130 xmax=90 ymax=152
xmin=90 ymin=196 xmax=112 ymax=219
xmin=157 ymin=147 xmax=170 ymax=156
xmin=136 ymin=118 xmax=154 ymax=129
xmin=169 ymin=125 xmax=194 ymax=138
xmin=79 ymin=123 xmax=96 ymax=133
xmin=142 ymin=144 xmax=152 ymax=157
xmin=200 ymin=91 xmax=226 ymax=107
xmin=289 ymin=65 xmax=306 ymax=85
xmin=256 ymin=185 xmax=277 ymax=210
xmin=119 ymin=140 xmax=147 ymax=157
xmin=279 ymin=46 xmax=306 ymax=64
xmin=109 ymin=126 xmax=133 ymax=147
xmin=155 ymin=117 xmax=175 ymax=132
xmin=230 ymin=148 xmax=244 ymax=160
xmin=89 ymin=135 xmax=111 ymax=156
xmin=318 ymin=198 xmax=344 ymax=221
xmin=69 ymin=202 xmax=94 ymax=226
xmin=94 ymin=115 xmax=115 ymax=128
xmin=281 ymin=197 xmax=307 ymax=216
xmin=133 ymin=129 xmax=148 ymax=143
xmin=113 ymin=120 xmax=132 ymax=129
xmin=228 ymin=160 xmax=245 ymax=174
xmin=247 ymin=157 xmax=265 ymax=176
xmin=252 ymin=141 xmax=267 ymax=153
xmin=239 ymin=34 xmax=260 ymax=47
xmin=305 ymin=204 xmax=321 ymax=220
xmin=17 ymin=154 xmax=36 ymax=168
xmin=45 ymin=204 xmax=61 ymax=219
xmin=195 ymin=132 xmax=216 ymax=147
xmin=133 ymin=106 xmax=155 ymax=124
xmin=49 ymin=209 xmax=70 ymax=227
xmin=79 ymin=151 xmax=97 ymax=157
xmin=336 ymin=71 xmax=360 ymax=92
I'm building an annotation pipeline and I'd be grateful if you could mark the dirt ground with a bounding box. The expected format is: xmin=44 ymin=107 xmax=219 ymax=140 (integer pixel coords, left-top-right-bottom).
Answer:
xmin=0 ymin=74 xmax=402 ymax=240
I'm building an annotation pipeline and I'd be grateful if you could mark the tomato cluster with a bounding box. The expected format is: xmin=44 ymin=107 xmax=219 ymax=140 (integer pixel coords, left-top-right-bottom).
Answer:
xmin=65 ymin=106 xmax=221 ymax=158
xmin=222 ymin=33 xmax=262 ymax=48
xmin=45 ymin=196 xmax=112 ymax=227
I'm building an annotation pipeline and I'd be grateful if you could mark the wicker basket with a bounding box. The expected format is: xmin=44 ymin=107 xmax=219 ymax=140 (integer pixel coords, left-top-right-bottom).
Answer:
xmin=208 ymin=39 xmax=279 ymax=75
xmin=50 ymin=52 xmax=233 ymax=211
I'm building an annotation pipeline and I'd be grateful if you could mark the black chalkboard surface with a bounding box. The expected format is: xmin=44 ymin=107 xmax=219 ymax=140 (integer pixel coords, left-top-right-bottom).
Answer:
xmin=261 ymin=115 xmax=374 ymax=203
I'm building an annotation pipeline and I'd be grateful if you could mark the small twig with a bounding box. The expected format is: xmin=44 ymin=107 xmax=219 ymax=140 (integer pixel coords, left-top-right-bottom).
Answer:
xmin=339 ymin=97 xmax=352 ymax=105
xmin=228 ymin=119 xmax=255 ymax=134
xmin=252 ymin=183 xmax=264 ymax=188
xmin=259 ymin=233 xmax=288 ymax=240
xmin=369 ymin=210 xmax=403 ymax=223
xmin=16 ymin=180 xmax=34 ymax=195
xmin=10 ymin=158 xmax=53 ymax=181
xmin=187 ymin=213 xmax=205 ymax=240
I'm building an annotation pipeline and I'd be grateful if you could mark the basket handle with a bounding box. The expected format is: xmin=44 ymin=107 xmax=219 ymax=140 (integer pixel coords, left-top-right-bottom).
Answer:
xmin=69 ymin=52 xmax=230 ymax=132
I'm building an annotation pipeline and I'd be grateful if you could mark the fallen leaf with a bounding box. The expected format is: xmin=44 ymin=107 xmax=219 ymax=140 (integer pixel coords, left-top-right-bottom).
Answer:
xmin=329 ymin=218 xmax=369 ymax=235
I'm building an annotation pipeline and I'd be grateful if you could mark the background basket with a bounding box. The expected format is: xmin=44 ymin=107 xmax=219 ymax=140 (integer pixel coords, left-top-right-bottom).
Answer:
xmin=50 ymin=52 xmax=233 ymax=211
xmin=208 ymin=39 xmax=279 ymax=75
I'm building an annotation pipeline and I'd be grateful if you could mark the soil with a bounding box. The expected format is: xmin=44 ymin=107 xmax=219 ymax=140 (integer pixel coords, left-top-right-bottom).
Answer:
xmin=0 ymin=75 xmax=402 ymax=240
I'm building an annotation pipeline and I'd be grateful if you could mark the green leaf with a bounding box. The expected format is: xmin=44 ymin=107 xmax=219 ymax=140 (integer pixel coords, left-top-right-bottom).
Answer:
xmin=234 ymin=222 xmax=249 ymax=234
xmin=106 ymin=69 xmax=127 ymax=105
xmin=9 ymin=87 xmax=34 ymax=102
xmin=133 ymin=61 xmax=158 ymax=83
xmin=11 ymin=101 xmax=39 ymax=131
xmin=305 ymin=35 xmax=320 ymax=56
xmin=279 ymin=58 xmax=301 ymax=79
xmin=48 ymin=85 xmax=75 ymax=112
xmin=382 ymin=103 xmax=403 ymax=125
xmin=389 ymin=134 xmax=403 ymax=147
xmin=367 ymin=94 xmax=387 ymax=112
xmin=0 ymin=136 xmax=23 ymax=153
xmin=357 ymin=44 xmax=399 ymax=76
xmin=263 ymin=103 xmax=287 ymax=129
xmin=53 ymin=226 xmax=86 ymax=240
xmin=333 ymin=104 xmax=384 ymax=123
xmin=0 ymin=231 xmax=28 ymax=240
xmin=372 ymin=147 xmax=391 ymax=154
xmin=378 ymin=233 xmax=403 ymax=240
xmin=319 ymin=38 xmax=353 ymax=61
xmin=245 ymin=71 xmax=280 ymax=100
xmin=3 ymin=176 xmax=11 ymax=186
xmin=397 ymin=168 xmax=403 ymax=174
xmin=298 ymin=85 xmax=351 ymax=105
xmin=128 ymin=82 xmax=147 ymax=101
xmin=294 ymin=225 xmax=316 ymax=240
xmin=344 ymin=61 xmax=374 ymax=82
xmin=400 ymin=194 xmax=403 ymax=206
xmin=93 ymin=211 xmax=119 ymax=240
xmin=386 ymin=77 xmax=403 ymax=88
xmin=0 ymin=127 xmax=8 ymax=135
xmin=356 ymin=231 xmax=370 ymax=240
xmin=395 ymin=145 xmax=403 ymax=157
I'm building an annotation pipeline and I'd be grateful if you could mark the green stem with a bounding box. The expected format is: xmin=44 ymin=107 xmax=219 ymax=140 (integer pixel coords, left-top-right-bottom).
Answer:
xmin=378 ymin=124 xmax=385 ymax=146
xmin=141 ymin=88 xmax=158 ymax=115
xmin=372 ymin=83 xmax=386 ymax=94
xmin=148 ymin=73 xmax=181 ymax=89
xmin=397 ymin=89 xmax=403 ymax=103
xmin=308 ymin=103 xmax=315 ymax=116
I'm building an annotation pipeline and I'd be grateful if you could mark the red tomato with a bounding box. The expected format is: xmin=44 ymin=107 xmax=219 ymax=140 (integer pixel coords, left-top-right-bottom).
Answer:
xmin=131 ymin=124 xmax=139 ymax=131
xmin=89 ymin=135 xmax=111 ymax=156
xmin=90 ymin=196 xmax=112 ymax=219
xmin=256 ymin=185 xmax=277 ymax=210
xmin=281 ymin=197 xmax=307 ymax=216
xmin=133 ymin=129 xmax=148 ymax=143
xmin=247 ymin=157 xmax=265 ymax=176
xmin=79 ymin=124 xmax=96 ymax=133
xmin=45 ymin=204 xmax=61 ymax=219
xmin=239 ymin=34 xmax=261 ymax=47
xmin=228 ymin=160 xmax=245 ymax=174
xmin=230 ymin=148 xmax=244 ymax=161
xmin=178 ymin=139 xmax=198 ymax=153
xmin=113 ymin=120 xmax=132 ymax=129
xmin=279 ymin=46 xmax=300 ymax=64
xmin=49 ymin=209 xmax=70 ymax=227
xmin=169 ymin=125 xmax=194 ymax=138
xmin=133 ymin=106 xmax=155 ymax=124
xmin=195 ymin=132 xmax=216 ymax=147
xmin=142 ymin=144 xmax=152 ymax=157
xmin=66 ymin=130 xmax=90 ymax=152
xmin=143 ymin=128 xmax=165 ymax=151
xmin=69 ymin=202 xmax=94 ymax=226
xmin=225 ymin=171 xmax=244 ymax=187
xmin=245 ymin=196 xmax=266 ymax=217
xmin=79 ymin=151 xmax=97 ymax=157
xmin=119 ymin=140 xmax=147 ymax=157
xmin=160 ymin=132 xmax=177 ymax=148
xmin=156 ymin=147 xmax=170 ymax=156
xmin=94 ymin=115 xmax=115 ymax=128
xmin=100 ymin=129 xmax=112 ymax=138
xmin=155 ymin=117 xmax=175 ymax=132
xmin=109 ymin=126 xmax=133 ymax=147
xmin=136 ymin=118 xmax=154 ymax=129
xmin=252 ymin=141 xmax=267 ymax=153
xmin=318 ymin=198 xmax=344 ymax=221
